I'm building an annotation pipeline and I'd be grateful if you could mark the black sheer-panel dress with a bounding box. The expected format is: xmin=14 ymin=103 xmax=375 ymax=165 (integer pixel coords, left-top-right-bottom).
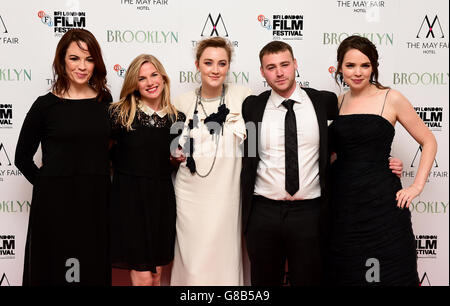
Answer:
xmin=328 ymin=113 xmax=419 ymax=286
xmin=15 ymin=92 xmax=112 ymax=286
xmin=110 ymin=107 xmax=185 ymax=273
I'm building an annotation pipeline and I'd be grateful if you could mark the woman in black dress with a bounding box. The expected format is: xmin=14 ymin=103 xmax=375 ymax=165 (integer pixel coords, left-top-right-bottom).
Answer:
xmin=329 ymin=35 xmax=437 ymax=285
xmin=109 ymin=54 xmax=185 ymax=286
xmin=15 ymin=29 xmax=112 ymax=285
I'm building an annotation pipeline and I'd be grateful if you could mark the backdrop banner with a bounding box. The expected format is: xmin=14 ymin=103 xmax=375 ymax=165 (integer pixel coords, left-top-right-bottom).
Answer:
xmin=0 ymin=0 xmax=448 ymax=286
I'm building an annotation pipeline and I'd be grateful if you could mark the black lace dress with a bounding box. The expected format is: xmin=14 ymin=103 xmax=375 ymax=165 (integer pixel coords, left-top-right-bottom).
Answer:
xmin=328 ymin=112 xmax=419 ymax=286
xmin=110 ymin=107 xmax=185 ymax=272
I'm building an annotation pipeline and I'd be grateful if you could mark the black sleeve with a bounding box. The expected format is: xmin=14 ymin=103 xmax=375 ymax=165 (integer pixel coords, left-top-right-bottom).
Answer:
xmin=14 ymin=97 xmax=44 ymax=185
xmin=326 ymin=91 xmax=339 ymax=120
xmin=169 ymin=111 xmax=186 ymax=144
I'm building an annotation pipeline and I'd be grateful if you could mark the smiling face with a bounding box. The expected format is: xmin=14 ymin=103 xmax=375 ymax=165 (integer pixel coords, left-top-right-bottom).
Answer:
xmin=195 ymin=47 xmax=230 ymax=93
xmin=64 ymin=41 xmax=95 ymax=87
xmin=340 ymin=48 xmax=373 ymax=90
xmin=137 ymin=62 xmax=164 ymax=107
xmin=260 ymin=50 xmax=298 ymax=98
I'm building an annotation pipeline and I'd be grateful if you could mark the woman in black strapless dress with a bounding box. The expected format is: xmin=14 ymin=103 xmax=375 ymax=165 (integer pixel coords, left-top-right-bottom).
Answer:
xmin=328 ymin=36 xmax=437 ymax=286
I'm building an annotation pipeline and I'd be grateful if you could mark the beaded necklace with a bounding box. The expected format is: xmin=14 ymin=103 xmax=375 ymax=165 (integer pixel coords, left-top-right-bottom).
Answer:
xmin=183 ymin=85 xmax=230 ymax=177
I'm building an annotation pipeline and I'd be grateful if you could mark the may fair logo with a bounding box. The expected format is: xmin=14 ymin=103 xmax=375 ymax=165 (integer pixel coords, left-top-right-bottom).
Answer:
xmin=415 ymin=235 xmax=437 ymax=258
xmin=0 ymin=104 xmax=12 ymax=129
xmin=0 ymin=14 xmax=19 ymax=45
xmin=38 ymin=10 xmax=86 ymax=37
xmin=0 ymin=142 xmax=23 ymax=183
xmin=262 ymin=68 xmax=310 ymax=88
xmin=419 ymin=272 xmax=431 ymax=286
xmin=0 ymin=273 xmax=11 ymax=286
xmin=403 ymin=145 xmax=447 ymax=182
xmin=191 ymin=13 xmax=238 ymax=48
xmin=0 ymin=235 xmax=15 ymax=259
xmin=406 ymin=15 xmax=449 ymax=55
xmin=336 ymin=0 xmax=386 ymax=16
xmin=201 ymin=13 xmax=229 ymax=38
xmin=258 ymin=14 xmax=304 ymax=41
xmin=120 ymin=0 xmax=169 ymax=11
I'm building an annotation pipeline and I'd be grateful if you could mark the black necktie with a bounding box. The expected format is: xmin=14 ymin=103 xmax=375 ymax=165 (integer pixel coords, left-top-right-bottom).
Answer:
xmin=282 ymin=99 xmax=299 ymax=196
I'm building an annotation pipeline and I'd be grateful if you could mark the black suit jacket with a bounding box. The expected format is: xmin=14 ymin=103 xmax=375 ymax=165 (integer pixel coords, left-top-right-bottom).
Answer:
xmin=240 ymin=87 xmax=338 ymax=234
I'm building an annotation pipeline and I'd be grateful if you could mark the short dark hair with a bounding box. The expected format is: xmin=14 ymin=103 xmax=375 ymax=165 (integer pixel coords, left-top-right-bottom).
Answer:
xmin=259 ymin=41 xmax=294 ymax=65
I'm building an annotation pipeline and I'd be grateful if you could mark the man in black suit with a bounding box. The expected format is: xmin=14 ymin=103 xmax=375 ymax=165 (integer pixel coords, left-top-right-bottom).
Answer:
xmin=241 ymin=41 xmax=338 ymax=286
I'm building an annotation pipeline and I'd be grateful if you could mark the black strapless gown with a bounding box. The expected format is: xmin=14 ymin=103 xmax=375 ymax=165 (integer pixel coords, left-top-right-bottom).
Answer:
xmin=328 ymin=114 xmax=419 ymax=286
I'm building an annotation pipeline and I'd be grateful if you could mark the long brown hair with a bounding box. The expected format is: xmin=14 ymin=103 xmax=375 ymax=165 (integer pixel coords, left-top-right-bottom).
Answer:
xmin=110 ymin=54 xmax=177 ymax=131
xmin=52 ymin=28 xmax=110 ymax=101
xmin=335 ymin=35 xmax=389 ymax=90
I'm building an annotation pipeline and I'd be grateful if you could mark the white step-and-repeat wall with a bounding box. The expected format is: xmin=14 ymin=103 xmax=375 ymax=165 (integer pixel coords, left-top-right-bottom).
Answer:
xmin=1 ymin=0 xmax=448 ymax=286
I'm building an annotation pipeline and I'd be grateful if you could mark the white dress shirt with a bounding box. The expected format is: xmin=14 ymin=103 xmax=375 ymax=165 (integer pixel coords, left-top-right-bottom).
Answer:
xmin=254 ymin=84 xmax=321 ymax=201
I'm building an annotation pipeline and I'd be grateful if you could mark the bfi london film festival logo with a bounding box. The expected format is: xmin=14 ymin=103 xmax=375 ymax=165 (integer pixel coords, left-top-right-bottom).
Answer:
xmin=258 ymin=14 xmax=304 ymax=41
xmin=191 ymin=13 xmax=238 ymax=48
xmin=0 ymin=235 xmax=15 ymax=259
xmin=120 ymin=0 xmax=169 ymax=11
xmin=37 ymin=10 xmax=86 ymax=37
xmin=415 ymin=235 xmax=438 ymax=259
xmin=402 ymin=106 xmax=447 ymax=183
xmin=414 ymin=106 xmax=443 ymax=131
xmin=0 ymin=14 xmax=19 ymax=45
xmin=0 ymin=104 xmax=12 ymax=129
xmin=328 ymin=66 xmax=349 ymax=89
xmin=406 ymin=15 xmax=448 ymax=55
xmin=113 ymin=64 xmax=127 ymax=78
xmin=0 ymin=142 xmax=23 ymax=183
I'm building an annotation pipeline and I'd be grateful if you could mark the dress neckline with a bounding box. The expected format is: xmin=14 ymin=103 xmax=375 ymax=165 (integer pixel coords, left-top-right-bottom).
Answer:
xmin=49 ymin=92 xmax=97 ymax=101
xmin=337 ymin=113 xmax=395 ymax=130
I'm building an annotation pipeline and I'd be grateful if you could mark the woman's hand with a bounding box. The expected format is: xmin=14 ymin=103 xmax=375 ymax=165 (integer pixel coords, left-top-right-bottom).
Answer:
xmin=396 ymin=185 xmax=421 ymax=209
xmin=170 ymin=147 xmax=186 ymax=166
xmin=389 ymin=157 xmax=403 ymax=178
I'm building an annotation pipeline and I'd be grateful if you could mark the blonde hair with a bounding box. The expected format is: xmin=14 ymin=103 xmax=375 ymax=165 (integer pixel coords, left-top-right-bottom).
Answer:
xmin=110 ymin=54 xmax=177 ymax=130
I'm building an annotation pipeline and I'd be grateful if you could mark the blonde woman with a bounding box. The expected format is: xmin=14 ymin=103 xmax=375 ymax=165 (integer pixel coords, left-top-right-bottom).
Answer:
xmin=109 ymin=54 xmax=185 ymax=286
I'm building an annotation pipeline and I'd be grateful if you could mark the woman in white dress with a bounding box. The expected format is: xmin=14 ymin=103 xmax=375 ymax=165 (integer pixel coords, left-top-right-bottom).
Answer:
xmin=170 ymin=37 xmax=251 ymax=285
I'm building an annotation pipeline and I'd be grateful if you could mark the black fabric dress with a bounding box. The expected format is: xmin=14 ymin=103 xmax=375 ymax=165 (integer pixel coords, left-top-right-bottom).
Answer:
xmin=15 ymin=92 xmax=112 ymax=286
xmin=110 ymin=107 xmax=185 ymax=273
xmin=328 ymin=113 xmax=419 ymax=286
